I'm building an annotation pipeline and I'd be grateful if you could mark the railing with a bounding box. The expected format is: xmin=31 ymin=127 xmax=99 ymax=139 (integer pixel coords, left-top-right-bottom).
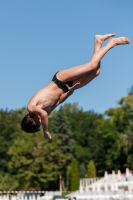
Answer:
xmin=0 ymin=191 xmax=61 ymax=200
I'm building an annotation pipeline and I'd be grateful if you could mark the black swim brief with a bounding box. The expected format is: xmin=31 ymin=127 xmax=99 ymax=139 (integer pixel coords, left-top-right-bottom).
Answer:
xmin=52 ymin=72 xmax=73 ymax=93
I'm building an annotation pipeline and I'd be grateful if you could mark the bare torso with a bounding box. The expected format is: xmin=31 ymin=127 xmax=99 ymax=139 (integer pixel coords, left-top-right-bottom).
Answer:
xmin=28 ymin=81 xmax=64 ymax=115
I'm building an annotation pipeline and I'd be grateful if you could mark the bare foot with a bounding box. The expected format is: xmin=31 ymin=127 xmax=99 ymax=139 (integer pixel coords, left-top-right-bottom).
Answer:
xmin=108 ymin=37 xmax=130 ymax=47
xmin=44 ymin=132 xmax=52 ymax=140
xmin=95 ymin=33 xmax=116 ymax=44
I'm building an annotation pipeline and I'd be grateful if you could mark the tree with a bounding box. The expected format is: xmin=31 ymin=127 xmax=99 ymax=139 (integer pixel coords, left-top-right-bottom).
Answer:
xmin=87 ymin=160 xmax=96 ymax=178
xmin=70 ymin=158 xmax=80 ymax=191
xmin=105 ymin=93 xmax=133 ymax=132
xmin=7 ymin=131 xmax=67 ymax=190
xmin=51 ymin=106 xmax=76 ymax=180
xmin=129 ymin=108 xmax=133 ymax=120
xmin=51 ymin=106 xmax=75 ymax=157
xmin=104 ymin=92 xmax=133 ymax=172
xmin=0 ymin=108 xmax=25 ymax=174
xmin=66 ymin=165 xmax=71 ymax=191
xmin=79 ymin=163 xmax=86 ymax=178
xmin=0 ymin=173 xmax=19 ymax=190
xmin=128 ymin=85 xmax=133 ymax=95
xmin=123 ymin=121 xmax=133 ymax=170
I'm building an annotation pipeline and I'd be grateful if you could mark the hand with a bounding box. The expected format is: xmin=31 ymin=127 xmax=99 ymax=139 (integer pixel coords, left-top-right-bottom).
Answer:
xmin=44 ymin=131 xmax=52 ymax=140
xmin=66 ymin=82 xmax=80 ymax=93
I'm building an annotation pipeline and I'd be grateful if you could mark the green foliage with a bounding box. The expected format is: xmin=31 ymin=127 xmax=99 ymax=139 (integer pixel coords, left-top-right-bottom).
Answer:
xmin=128 ymin=86 xmax=133 ymax=95
xmin=126 ymin=155 xmax=133 ymax=170
xmin=7 ymin=132 xmax=67 ymax=190
xmin=66 ymin=165 xmax=71 ymax=191
xmin=87 ymin=160 xmax=96 ymax=178
xmin=105 ymin=93 xmax=133 ymax=132
xmin=70 ymin=158 xmax=80 ymax=191
xmin=97 ymin=120 xmax=123 ymax=173
xmin=79 ymin=163 xmax=86 ymax=178
xmin=51 ymin=106 xmax=75 ymax=157
xmin=0 ymin=88 xmax=133 ymax=190
xmin=129 ymin=108 xmax=133 ymax=120
xmin=0 ymin=173 xmax=19 ymax=190
xmin=123 ymin=121 xmax=133 ymax=170
xmin=0 ymin=108 xmax=26 ymax=174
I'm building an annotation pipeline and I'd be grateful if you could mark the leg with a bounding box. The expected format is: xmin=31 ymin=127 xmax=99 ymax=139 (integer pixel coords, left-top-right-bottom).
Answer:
xmin=72 ymin=35 xmax=104 ymax=89
xmin=72 ymin=34 xmax=115 ymax=89
xmin=57 ymin=35 xmax=130 ymax=82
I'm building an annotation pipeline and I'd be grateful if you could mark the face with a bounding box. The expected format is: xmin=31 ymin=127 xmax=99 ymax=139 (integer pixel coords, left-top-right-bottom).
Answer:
xmin=28 ymin=113 xmax=41 ymax=125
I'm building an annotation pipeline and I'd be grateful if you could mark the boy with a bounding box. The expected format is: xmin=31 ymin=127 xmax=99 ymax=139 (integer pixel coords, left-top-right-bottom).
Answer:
xmin=21 ymin=33 xmax=130 ymax=139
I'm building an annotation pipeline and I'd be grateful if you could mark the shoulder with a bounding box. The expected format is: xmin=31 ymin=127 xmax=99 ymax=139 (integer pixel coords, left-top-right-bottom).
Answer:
xmin=27 ymin=103 xmax=36 ymax=112
xmin=27 ymin=104 xmax=47 ymax=117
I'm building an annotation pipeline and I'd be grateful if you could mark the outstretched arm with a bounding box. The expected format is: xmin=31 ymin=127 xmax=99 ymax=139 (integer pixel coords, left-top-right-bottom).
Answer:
xmin=27 ymin=105 xmax=51 ymax=139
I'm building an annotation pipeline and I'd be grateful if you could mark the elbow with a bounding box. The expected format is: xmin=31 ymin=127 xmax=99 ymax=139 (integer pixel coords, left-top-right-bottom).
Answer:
xmin=41 ymin=111 xmax=48 ymax=119
xmin=44 ymin=111 xmax=48 ymax=117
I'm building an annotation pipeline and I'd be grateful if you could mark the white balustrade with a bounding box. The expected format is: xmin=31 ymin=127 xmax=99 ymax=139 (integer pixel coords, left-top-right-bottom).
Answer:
xmin=1 ymin=168 xmax=133 ymax=200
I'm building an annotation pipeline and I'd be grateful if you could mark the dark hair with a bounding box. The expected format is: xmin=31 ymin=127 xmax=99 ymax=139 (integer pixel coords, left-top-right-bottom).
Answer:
xmin=20 ymin=114 xmax=41 ymax=133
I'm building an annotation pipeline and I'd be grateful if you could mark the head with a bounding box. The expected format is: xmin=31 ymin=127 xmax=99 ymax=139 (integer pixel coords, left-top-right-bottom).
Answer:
xmin=21 ymin=113 xmax=41 ymax=133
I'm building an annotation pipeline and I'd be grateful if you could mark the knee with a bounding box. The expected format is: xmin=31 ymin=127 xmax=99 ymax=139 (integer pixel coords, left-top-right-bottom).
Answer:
xmin=91 ymin=60 xmax=99 ymax=71
xmin=95 ymin=68 xmax=100 ymax=76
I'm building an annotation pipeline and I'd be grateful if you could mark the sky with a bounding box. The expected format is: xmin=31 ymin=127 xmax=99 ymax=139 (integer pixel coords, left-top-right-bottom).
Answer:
xmin=0 ymin=0 xmax=133 ymax=114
